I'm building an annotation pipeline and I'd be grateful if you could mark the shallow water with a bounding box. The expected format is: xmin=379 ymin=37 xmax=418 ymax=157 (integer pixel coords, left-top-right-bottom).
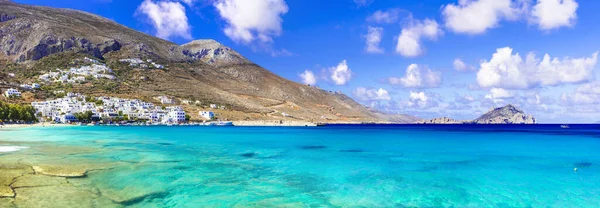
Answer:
xmin=1 ymin=125 xmax=600 ymax=207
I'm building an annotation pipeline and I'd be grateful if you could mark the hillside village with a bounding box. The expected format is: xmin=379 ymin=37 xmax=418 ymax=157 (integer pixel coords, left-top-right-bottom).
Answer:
xmin=3 ymin=88 xmax=224 ymax=124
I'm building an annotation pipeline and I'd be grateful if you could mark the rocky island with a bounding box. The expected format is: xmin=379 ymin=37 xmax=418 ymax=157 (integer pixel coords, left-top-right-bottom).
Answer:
xmin=416 ymin=104 xmax=536 ymax=124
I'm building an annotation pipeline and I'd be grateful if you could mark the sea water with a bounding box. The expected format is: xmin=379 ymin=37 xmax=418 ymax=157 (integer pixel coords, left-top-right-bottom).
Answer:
xmin=0 ymin=125 xmax=599 ymax=207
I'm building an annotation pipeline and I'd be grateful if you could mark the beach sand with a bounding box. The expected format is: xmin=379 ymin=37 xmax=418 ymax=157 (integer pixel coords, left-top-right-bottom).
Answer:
xmin=0 ymin=123 xmax=68 ymax=129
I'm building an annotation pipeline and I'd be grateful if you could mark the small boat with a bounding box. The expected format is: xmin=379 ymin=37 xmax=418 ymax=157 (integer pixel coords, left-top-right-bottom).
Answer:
xmin=215 ymin=121 xmax=233 ymax=126
xmin=561 ymin=124 xmax=570 ymax=129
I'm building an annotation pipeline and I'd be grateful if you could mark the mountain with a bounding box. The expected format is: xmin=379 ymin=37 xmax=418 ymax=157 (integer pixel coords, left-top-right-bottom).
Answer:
xmin=0 ymin=1 xmax=404 ymax=123
xmin=473 ymin=104 xmax=536 ymax=124
xmin=416 ymin=104 xmax=536 ymax=124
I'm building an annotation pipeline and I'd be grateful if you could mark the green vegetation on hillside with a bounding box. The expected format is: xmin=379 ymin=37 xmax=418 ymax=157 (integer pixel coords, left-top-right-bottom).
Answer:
xmin=0 ymin=101 xmax=38 ymax=123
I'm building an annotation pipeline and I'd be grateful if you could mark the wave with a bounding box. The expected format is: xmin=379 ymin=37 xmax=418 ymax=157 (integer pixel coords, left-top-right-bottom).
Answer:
xmin=0 ymin=146 xmax=29 ymax=152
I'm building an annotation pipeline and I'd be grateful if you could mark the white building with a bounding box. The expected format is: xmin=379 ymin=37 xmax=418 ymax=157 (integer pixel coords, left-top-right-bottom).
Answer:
xmin=209 ymin=104 xmax=218 ymax=109
xmin=4 ymin=88 xmax=21 ymax=97
xmin=157 ymin=96 xmax=173 ymax=104
xmin=59 ymin=113 xmax=77 ymax=123
xmin=31 ymin=93 xmax=187 ymax=124
xmin=200 ymin=111 xmax=215 ymax=120
xmin=163 ymin=106 xmax=186 ymax=123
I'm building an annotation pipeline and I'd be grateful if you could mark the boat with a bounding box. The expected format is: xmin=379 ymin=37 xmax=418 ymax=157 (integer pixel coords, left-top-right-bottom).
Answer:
xmin=213 ymin=121 xmax=233 ymax=126
xmin=561 ymin=124 xmax=570 ymax=129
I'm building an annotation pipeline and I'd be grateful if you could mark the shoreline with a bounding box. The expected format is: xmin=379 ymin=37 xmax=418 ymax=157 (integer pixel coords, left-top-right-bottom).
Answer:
xmin=0 ymin=123 xmax=69 ymax=129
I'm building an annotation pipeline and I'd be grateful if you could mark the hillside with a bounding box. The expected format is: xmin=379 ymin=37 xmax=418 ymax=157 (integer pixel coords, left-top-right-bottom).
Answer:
xmin=416 ymin=104 xmax=536 ymax=124
xmin=0 ymin=1 xmax=415 ymax=123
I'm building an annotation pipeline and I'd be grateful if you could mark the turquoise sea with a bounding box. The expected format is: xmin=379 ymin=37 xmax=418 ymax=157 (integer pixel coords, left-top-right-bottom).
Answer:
xmin=1 ymin=125 xmax=600 ymax=207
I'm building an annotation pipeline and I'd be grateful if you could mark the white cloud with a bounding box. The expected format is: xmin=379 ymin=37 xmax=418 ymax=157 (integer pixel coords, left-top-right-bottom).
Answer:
xmin=561 ymin=82 xmax=600 ymax=105
xmin=366 ymin=8 xmax=401 ymax=24
xmin=531 ymin=0 xmax=578 ymax=30
xmin=442 ymin=0 xmax=521 ymax=35
xmin=396 ymin=19 xmax=442 ymax=57
xmin=214 ymin=0 xmax=288 ymax=44
xmin=330 ymin=60 xmax=352 ymax=85
xmin=389 ymin=64 xmax=442 ymax=88
xmin=453 ymin=58 xmax=475 ymax=72
xmin=137 ymin=0 xmax=192 ymax=40
xmin=365 ymin=26 xmax=384 ymax=54
xmin=477 ymin=47 xmax=598 ymax=89
xmin=299 ymin=70 xmax=317 ymax=86
xmin=404 ymin=91 xmax=439 ymax=109
xmin=353 ymin=87 xmax=392 ymax=101
xmin=485 ymin=88 xmax=514 ymax=100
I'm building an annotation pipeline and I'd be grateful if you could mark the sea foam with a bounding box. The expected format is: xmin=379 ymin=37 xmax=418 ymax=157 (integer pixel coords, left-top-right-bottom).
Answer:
xmin=0 ymin=146 xmax=29 ymax=152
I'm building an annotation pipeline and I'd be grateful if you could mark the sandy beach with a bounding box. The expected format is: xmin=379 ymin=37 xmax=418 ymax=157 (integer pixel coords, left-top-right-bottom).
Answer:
xmin=0 ymin=123 xmax=69 ymax=129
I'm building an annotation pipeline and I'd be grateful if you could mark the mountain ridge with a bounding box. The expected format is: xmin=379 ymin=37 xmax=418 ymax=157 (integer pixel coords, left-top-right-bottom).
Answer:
xmin=0 ymin=1 xmax=417 ymax=123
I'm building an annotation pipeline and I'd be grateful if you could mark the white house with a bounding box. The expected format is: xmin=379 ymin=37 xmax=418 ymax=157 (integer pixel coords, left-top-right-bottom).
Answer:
xmin=200 ymin=111 xmax=215 ymax=120
xmin=163 ymin=106 xmax=186 ymax=123
xmin=209 ymin=104 xmax=218 ymax=109
xmin=157 ymin=96 xmax=173 ymax=104
xmin=59 ymin=113 xmax=78 ymax=123
xmin=4 ymin=88 xmax=21 ymax=97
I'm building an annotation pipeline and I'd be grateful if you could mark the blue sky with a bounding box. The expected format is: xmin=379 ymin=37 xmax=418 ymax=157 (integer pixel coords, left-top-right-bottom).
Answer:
xmin=15 ymin=0 xmax=600 ymax=123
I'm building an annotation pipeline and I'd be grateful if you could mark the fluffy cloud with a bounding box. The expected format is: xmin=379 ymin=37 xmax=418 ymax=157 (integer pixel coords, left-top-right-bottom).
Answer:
xmin=366 ymin=8 xmax=401 ymax=24
xmin=531 ymin=0 xmax=578 ymax=30
xmin=396 ymin=19 xmax=442 ymax=57
xmin=137 ymin=0 xmax=192 ymax=40
xmin=561 ymin=82 xmax=600 ymax=105
xmin=353 ymin=87 xmax=392 ymax=102
xmin=389 ymin=64 xmax=442 ymax=88
xmin=477 ymin=47 xmax=598 ymax=89
xmin=365 ymin=26 xmax=384 ymax=54
xmin=214 ymin=0 xmax=288 ymax=44
xmin=330 ymin=60 xmax=352 ymax=85
xmin=485 ymin=88 xmax=514 ymax=100
xmin=442 ymin=0 xmax=521 ymax=34
xmin=299 ymin=70 xmax=317 ymax=85
xmin=453 ymin=58 xmax=475 ymax=72
xmin=404 ymin=91 xmax=439 ymax=109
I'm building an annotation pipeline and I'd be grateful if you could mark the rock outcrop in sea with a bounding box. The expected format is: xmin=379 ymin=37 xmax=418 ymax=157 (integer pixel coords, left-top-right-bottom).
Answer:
xmin=416 ymin=104 xmax=536 ymax=124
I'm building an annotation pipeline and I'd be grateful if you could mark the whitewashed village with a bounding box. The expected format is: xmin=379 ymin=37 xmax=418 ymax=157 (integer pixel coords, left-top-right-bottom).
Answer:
xmin=2 ymin=57 xmax=229 ymax=126
xmin=6 ymin=89 xmax=226 ymax=125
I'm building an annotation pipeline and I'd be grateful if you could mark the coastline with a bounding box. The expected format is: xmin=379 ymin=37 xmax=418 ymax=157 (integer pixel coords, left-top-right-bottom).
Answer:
xmin=232 ymin=120 xmax=318 ymax=127
xmin=0 ymin=123 xmax=69 ymax=129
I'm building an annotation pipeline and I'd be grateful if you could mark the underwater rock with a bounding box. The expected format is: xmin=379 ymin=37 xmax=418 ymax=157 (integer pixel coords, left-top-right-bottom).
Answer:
xmin=0 ymin=198 xmax=15 ymax=208
xmin=13 ymin=184 xmax=110 ymax=208
xmin=32 ymin=165 xmax=88 ymax=178
xmin=240 ymin=153 xmax=256 ymax=158
xmin=0 ymin=163 xmax=33 ymax=197
xmin=574 ymin=162 xmax=592 ymax=168
xmin=11 ymin=174 xmax=67 ymax=188
xmin=0 ymin=186 xmax=14 ymax=198
xmin=102 ymin=187 xmax=168 ymax=205
xmin=299 ymin=145 xmax=328 ymax=150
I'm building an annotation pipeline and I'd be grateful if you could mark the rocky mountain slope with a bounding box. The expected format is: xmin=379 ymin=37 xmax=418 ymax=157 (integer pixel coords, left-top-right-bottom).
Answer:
xmin=0 ymin=0 xmax=413 ymax=123
xmin=416 ymin=105 xmax=536 ymax=124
